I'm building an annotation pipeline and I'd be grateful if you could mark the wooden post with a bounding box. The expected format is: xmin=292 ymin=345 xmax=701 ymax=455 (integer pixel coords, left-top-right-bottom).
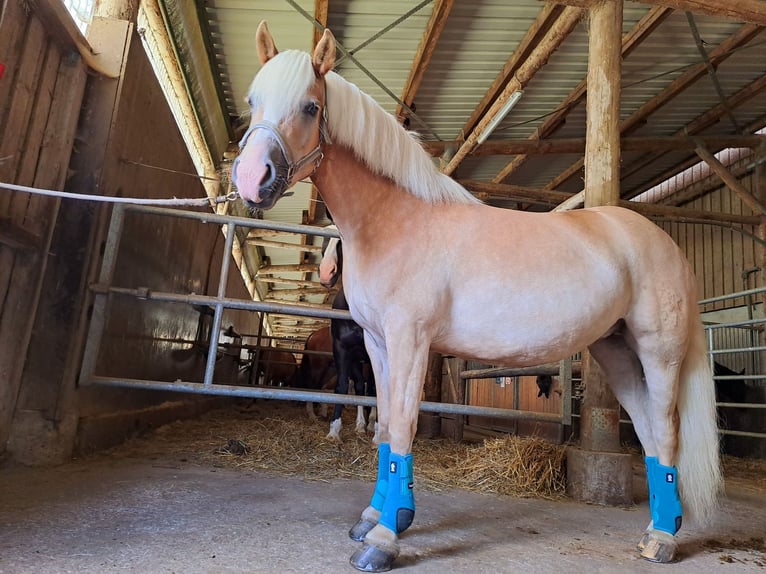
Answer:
xmin=418 ymin=352 xmax=444 ymax=438
xmin=756 ymin=156 xmax=766 ymax=378
xmin=567 ymin=0 xmax=633 ymax=506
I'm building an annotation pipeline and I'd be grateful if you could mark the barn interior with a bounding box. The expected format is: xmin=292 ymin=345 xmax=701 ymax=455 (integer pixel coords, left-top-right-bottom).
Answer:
xmin=1 ymin=0 xmax=765 ymax=571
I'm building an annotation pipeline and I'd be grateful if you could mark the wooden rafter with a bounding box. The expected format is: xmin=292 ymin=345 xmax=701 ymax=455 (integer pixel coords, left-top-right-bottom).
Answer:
xmin=547 ymin=23 xmax=763 ymax=193
xmin=661 ymin=160 xmax=753 ymax=207
xmin=257 ymin=263 xmax=319 ymax=274
xmin=491 ymin=5 xmax=671 ymax=183
xmin=546 ymin=0 xmax=766 ymax=26
xmin=423 ymin=135 xmax=765 ymax=156
xmin=457 ymin=3 xmax=564 ymax=139
xmin=246 ymin=238 xmax=323 ymax=252
xmin=622 ymin=74 xmax=766 ymax=198
xmin=441 ymin=6 xmax=584 ymax=176
xmin=307 ymin=0 xmax=330 ymax=226
xmin=694 ymin=144 xmax=766 ymax=215
xmin=395 ymin=0 xmax=454 ymax=125
xmin=460 ymin=179 xmax=763 ymax=225
xmin=636 ymin=0 xmax=766 ymax=26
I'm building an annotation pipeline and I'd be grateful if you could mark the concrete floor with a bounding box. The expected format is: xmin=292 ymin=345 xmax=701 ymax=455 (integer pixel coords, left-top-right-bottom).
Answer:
xmin=1 ymin=445 xmax=764 ymax=573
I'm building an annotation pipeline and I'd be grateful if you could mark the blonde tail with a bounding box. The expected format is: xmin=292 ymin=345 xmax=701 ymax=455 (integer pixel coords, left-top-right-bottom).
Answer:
xmin=676 ymin=320 xmax=723 ymax=524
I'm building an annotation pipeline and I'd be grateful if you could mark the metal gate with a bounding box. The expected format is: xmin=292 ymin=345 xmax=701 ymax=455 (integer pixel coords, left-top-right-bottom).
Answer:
xmin=78 ymin=204 xmax=568 ymax=423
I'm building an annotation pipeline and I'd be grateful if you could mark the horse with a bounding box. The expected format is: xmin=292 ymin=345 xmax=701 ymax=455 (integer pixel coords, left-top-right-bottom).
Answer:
xmin=294 ymin=325 xmax=336 ymax=419
xmin=232 ymin=22 xmax=721 ymax=571
xmin=249 ymin=348 xmax=297 ymax=386
xmin=319 ymin=232 xmax=377 ymax=441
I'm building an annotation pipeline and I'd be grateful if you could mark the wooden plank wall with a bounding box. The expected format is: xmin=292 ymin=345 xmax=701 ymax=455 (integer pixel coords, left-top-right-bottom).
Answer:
xmin=466 ymin=374 xmax=563 ymax=442
xmin=0 ymin=1 xmax=88 ymax=453
xmin=659 ymin=173 xmax=760 ymax=312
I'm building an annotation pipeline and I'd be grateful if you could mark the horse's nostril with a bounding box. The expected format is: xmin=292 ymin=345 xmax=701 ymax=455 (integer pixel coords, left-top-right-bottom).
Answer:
xmin=260 ymin=161 xmax=276 ymax=188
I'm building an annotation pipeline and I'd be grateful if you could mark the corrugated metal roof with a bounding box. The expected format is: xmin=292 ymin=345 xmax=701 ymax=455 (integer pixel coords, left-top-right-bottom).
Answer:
xmin=159 ymin=0 xmax=766 ymax=341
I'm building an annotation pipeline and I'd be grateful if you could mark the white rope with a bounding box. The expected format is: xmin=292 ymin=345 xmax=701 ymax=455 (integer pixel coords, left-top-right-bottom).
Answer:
xmin=0 ymin=181 xmax=239 ymax=207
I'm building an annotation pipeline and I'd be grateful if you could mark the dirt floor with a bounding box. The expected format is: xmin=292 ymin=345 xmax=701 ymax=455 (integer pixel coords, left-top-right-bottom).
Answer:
xmin=1 ymin=402 xmax=765 ymax=573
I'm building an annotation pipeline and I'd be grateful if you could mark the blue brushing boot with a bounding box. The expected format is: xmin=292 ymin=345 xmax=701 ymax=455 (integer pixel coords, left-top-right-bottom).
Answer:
xmin=349 ymin=443 xmax=390 ymax=542
xmin=379 ymin=452 xmax=415 ymax=534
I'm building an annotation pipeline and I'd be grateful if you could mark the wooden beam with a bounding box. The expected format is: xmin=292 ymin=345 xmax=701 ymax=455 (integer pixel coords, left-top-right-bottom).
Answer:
xmin=258 ymin=263 xmax=319 ymax=274
xmin=492 ymin=6 xmax=671 ymax=182
xmin=28 ymin=0 xmax=119 ymax=77
xmin=309 ymin=0 xmax=330 ymax=224
xmin=460 ymin=179 xmax=573 ymax=205
xmin=694 ymin=144 xmax=766 ymax=215
xmin=441 ymin=6 xmax=585 ymax=175
xmin=457 ymin=4 xmax=564 ymax=138
xmin=621 ymin=199 xmax=764 ymax=225
xmin=661 ymin=160 xmax=752 ymax=207
xmin=547 ymin=22 xmax=763 ymax=191
xmin=313 ymin=0 xmax=329 ymax=46
xmin=423 ymin=135 xmax=766 ymax=156
xmin=462 ymin=179 xmax=763 ymax=225
xmin=259 ymin=276 xmax=324 ymax=288
xmin=621 ymin=74 xmax=766 ymax=193
xmin=636 ymin=0 xmax=766 ymax=26
xmin=246 ymin=238 xmax=323 ymax=252
xmin=545 ymin=0 xmax=766 ymax=26
xmin=396 ymin=0 xmax=454 ymax=125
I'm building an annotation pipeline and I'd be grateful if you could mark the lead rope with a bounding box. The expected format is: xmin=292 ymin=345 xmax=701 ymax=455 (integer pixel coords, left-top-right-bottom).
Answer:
xmin=0 ymin=181 xmax=239 ymax=208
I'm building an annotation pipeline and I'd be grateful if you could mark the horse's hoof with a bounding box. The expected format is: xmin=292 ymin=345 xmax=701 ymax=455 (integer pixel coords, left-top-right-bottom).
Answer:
xmin=349 ymin=518 xmax=377 ymax=541
xmin=638 ymin=529 xmax=677 ymax=563
xmin=350 ymin=543 xmax=398 ymax=572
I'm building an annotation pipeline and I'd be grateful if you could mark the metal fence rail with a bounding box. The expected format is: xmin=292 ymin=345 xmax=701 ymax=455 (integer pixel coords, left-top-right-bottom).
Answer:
xmin=702 ymin=287 xmax=766 ymax=440
xmin=79 ymin=205 xmax=765 ymax=438
xmin=79 ymin=204 xmax=566 ymax=421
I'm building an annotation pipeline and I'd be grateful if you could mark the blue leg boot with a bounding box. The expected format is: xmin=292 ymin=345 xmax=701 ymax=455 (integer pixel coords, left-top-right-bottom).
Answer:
xmin=349 ymin=443 xmax=390 ymax=541
xmin=379 ymin=452 xmax=415 ymax=535
xmin=350 ymin=452 xmax=414 ymax=572
xmin=639 ymin=456 xmax=682 ymax=563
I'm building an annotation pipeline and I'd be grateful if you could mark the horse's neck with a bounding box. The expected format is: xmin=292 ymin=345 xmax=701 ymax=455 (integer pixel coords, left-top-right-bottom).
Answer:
xmin=312 ymin=145 xmax=418 ymax=241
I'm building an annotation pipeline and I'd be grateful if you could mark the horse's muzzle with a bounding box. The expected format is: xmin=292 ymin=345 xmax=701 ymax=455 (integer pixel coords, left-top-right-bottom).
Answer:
xmin=232 ymin=143 xmax=291 ymax=211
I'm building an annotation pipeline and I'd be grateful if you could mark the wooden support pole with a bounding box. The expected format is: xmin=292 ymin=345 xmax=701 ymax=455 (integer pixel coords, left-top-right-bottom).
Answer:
xmin=569 ymin=0 xmax=634 ymax=507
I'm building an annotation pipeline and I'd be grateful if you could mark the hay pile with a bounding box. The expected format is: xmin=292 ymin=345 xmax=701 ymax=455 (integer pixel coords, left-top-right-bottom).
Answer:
xmin=114 ymin=401 xmax=567 ymax=500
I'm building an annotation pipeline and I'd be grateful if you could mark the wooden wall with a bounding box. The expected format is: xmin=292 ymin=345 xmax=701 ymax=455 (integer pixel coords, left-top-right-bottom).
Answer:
xmin=0 ymin=3 xmax=262 ymax=464
xmin=658 ymin=171 xmax=762 ymax=313
xmin=466 ymin=373 xmax=563 ymax=442
xmin=0 ymin=0 xmax=89 ymax=460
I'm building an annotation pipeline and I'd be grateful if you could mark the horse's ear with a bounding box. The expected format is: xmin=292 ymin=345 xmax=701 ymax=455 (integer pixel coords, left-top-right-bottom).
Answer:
xmin=256 ymin=21 xmax=278 ymax=64
xmin=312 ymin=28 xmax=336 ymax=77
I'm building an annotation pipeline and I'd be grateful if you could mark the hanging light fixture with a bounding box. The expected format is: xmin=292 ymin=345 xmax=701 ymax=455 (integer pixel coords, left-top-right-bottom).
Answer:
xmin=477 ymin=91 xmax=524 ymax=145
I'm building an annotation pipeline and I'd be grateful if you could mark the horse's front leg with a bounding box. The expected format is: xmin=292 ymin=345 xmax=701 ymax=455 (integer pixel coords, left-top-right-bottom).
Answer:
xmin=350 ymin=334 xmax=428 ymax=573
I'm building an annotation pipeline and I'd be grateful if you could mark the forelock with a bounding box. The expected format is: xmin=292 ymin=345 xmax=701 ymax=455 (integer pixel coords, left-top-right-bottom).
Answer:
xmin=248 ymin=50 xmax=316 ymax=119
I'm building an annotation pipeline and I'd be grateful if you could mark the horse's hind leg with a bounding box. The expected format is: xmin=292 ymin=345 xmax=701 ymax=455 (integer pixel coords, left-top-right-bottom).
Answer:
xmin=590 ymin=333 xmax=682 ymax=563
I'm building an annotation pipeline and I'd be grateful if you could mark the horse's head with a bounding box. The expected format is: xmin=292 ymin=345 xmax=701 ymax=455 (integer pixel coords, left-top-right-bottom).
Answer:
xmin=232 ymin=22 xmax=335 ymax=211
xmin=319 ymin=235 xmax=342 ymax=288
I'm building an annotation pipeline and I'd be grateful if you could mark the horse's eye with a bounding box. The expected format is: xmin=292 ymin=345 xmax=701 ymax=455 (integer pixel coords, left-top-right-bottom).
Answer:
xmin=303 ymin=101 xmax=319 ymax=117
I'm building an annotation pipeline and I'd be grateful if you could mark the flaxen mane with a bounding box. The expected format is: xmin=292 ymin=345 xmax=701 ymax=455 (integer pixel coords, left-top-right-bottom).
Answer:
xmin=248 ymin=50 xmax=480 ymax=206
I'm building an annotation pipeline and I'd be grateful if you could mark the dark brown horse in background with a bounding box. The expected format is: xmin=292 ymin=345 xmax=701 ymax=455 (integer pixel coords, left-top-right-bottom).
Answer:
xmin=319 ymin=233 xmax=377 ymax=441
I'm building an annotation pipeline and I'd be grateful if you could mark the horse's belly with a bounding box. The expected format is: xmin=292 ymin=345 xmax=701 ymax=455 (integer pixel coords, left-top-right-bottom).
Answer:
xmin=434 ymin=298 xmax=621 ymax=367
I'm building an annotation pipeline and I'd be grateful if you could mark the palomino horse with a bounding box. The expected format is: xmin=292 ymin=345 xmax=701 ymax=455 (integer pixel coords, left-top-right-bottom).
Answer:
xmin=232 ymin=22 xmax=721 ymax=572
xmin=319 ymin=232 xmax=377 ymax=441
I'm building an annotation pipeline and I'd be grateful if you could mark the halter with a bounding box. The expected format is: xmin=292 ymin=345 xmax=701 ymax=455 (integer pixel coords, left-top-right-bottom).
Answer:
xmin=237 ymin=103 xmax=331 ymax=187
